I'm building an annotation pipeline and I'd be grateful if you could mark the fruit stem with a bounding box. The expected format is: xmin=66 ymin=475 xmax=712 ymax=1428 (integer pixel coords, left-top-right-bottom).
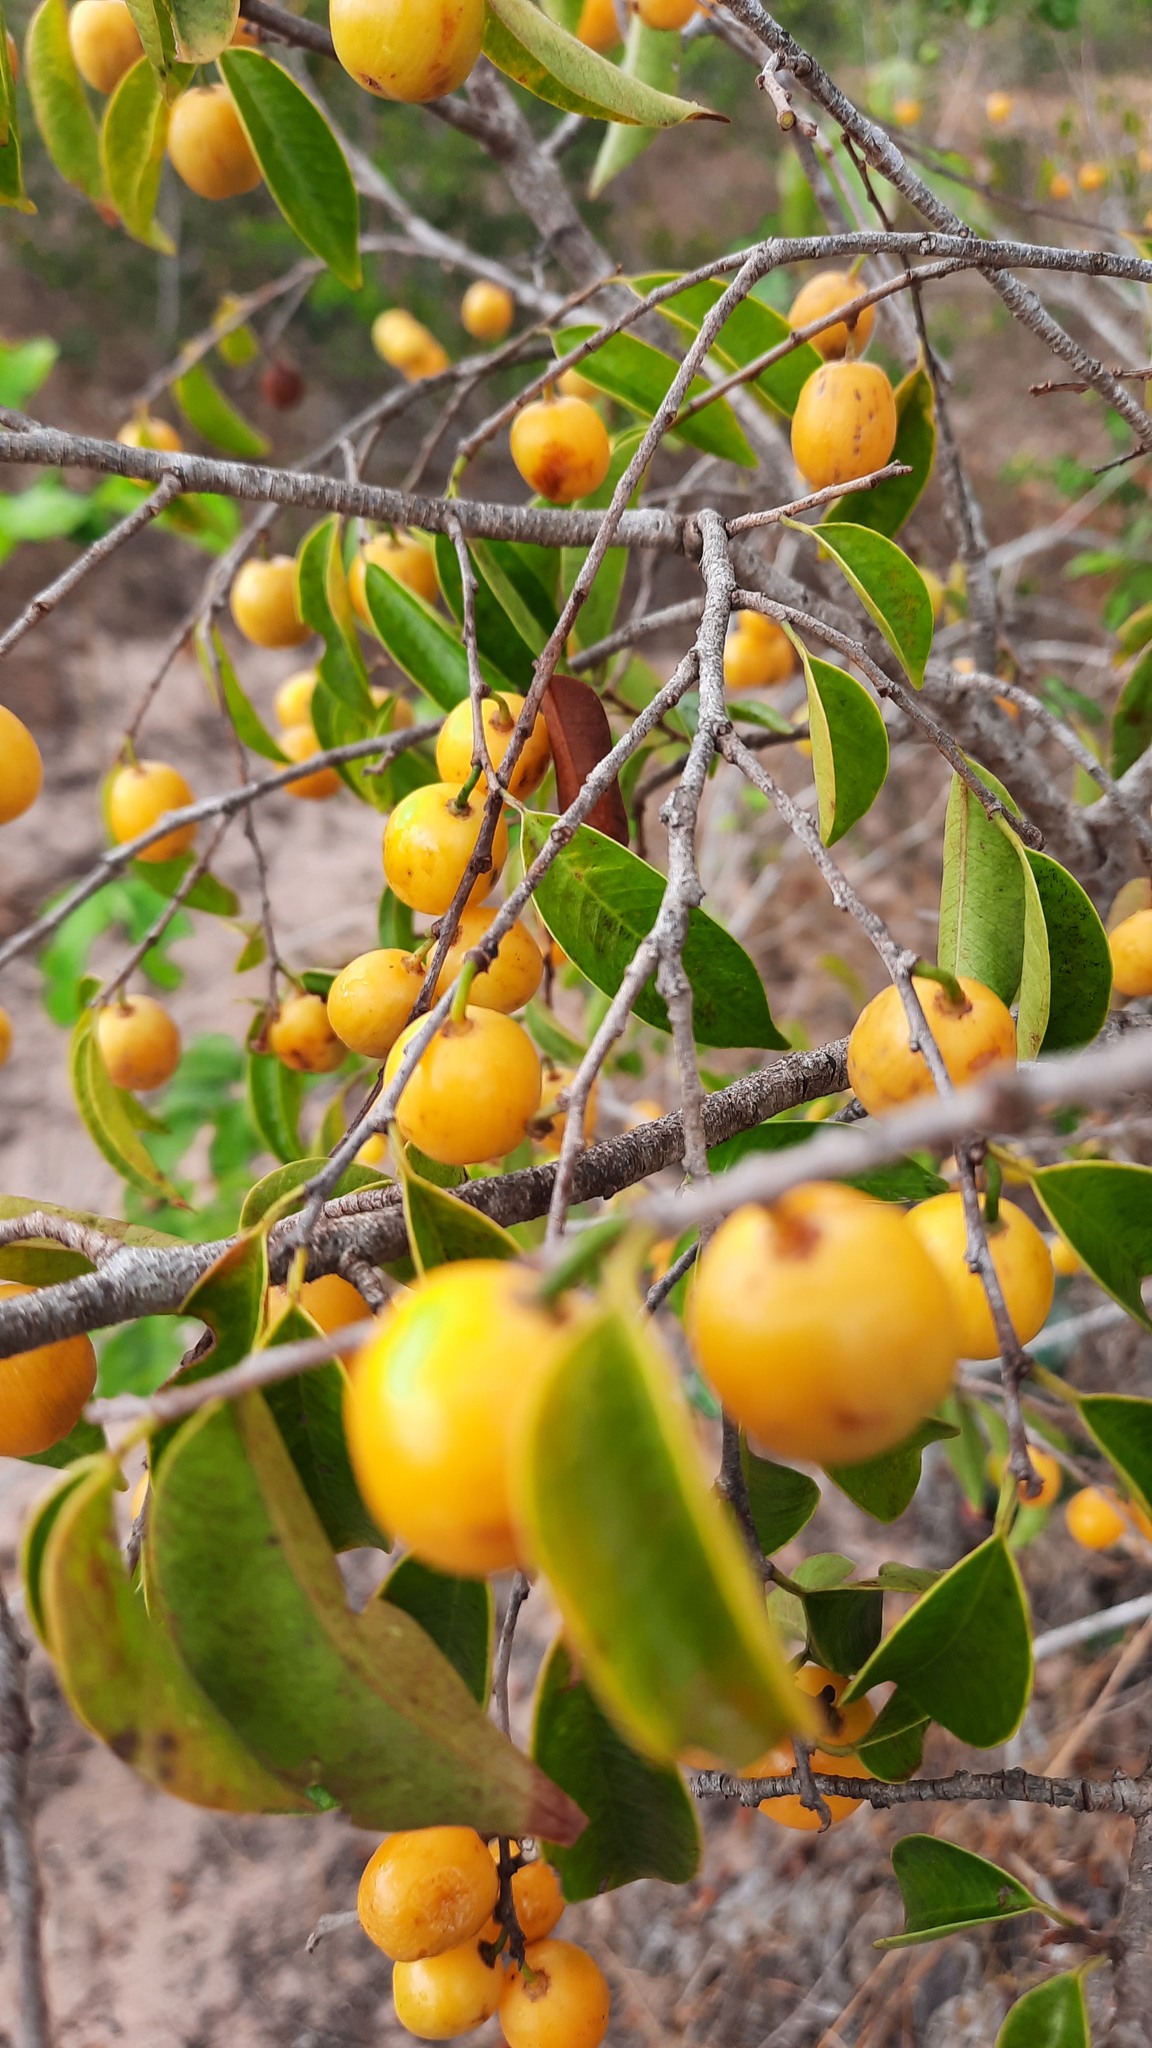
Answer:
xmin=911 ymin=958 xmax=967 ymax=1010
xmin=451 ymin=765 xmax=483 ymax=814
xmin=450 ymin=961 xmax=477 ymax=1025
xmin=1031 ymin=1363 xmax=1081 ymax=1406
xmin=982 ymin=1156 xmax=1003 ymax=1230
xmin=992 ymin=1462 xmax=1019 ymax=1539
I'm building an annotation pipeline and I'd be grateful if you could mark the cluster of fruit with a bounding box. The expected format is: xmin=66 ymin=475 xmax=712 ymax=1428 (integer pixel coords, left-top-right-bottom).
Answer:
xmin=576 ymin=0 xmax=702 ymax=52
xmin=784 ymin=268 xmax=896 ymax=494
xmin=355 ymin=1825 xmax=609 ymax=2046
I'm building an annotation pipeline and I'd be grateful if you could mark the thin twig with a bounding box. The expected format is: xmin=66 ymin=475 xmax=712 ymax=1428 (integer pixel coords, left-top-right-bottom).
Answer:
xmin=0 ymin=473 xmax=183 ymax=665
xmin=0 ymin=1577 xmax=51 ymax=2048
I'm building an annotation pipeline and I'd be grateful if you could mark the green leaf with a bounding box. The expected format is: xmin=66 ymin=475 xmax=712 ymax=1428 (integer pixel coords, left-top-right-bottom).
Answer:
xmin=879 ymin=1836 xmax=1068 ymax=1950
xmin=797 ymin=645 xmax=889 ymax=846
xmin=513 ymin=1306 xmax=805 ymax=1770
xmin=69 ymin=1009 xmax=181 ymax=1201
xmin=0 ymin=3 xmax=32 ymax=211
xmin=844 ymin=1536 xmax=1032 ymax=1748
xmin=216 ymin=50 xmax=361 ymax=289
xmin=260 ymin=1301 xmax=387 ymax=1553
xmin=364 ymin=566 xmax=489 ymax=713
xmin=996 ymin=1973 xmax=1091 ymax=2048
xmin=401 ymin=1169 xmax=520 ymax=1275
xmin=938 ymin=770 xmax=1025 ymax=1006
xmin=133 ymin=853 xmax=240 ymax=917
xmin=560 ymin=426 xmax=644 ymax=653
xmin=25 ymin=0 xmax=104 ymax=201
xmin=239 ymin=1157 xmax=384 ymax=1230
xmin=199 ymin=626 xmax=286 ymax=762
xmin=823 ymin=364 xmax=935 ymax=539
xmin=169 ymin=0 xmax=236 ymax=61
xmin=825 ymin=1418 xmax=959 ymax=1525
xmin=854 ymin=1688 xmax=928 ymax=1783
xmin=122 ymin=0 xmax=193 ymax=99
xmin=434 ymin=533 xmax=535 ymax=691
xmin=380 ymin=1556 xmax=493 ymax=1706
xmin=805 ymin=1584 xmax=883 ymax=1675
xmin=532 ymin=1635 xmax=701 ymax=1898
xmin=766 ymin=1551 xmax=854 ymax=1642
xmin=20 ymin=1414 xmax=106 ymax=1468
xmin=739 ymin=1440 xmax=820 ymax=1554
xmin=520 ymin=818 xmax=788 ymax=1052
xmin=557 ymin=326 xmax=755 ymax=469
xmin=471 ymin=540 xmax=560 ymax=657
xmin=297 ymin=517 xmax=372 ymax=713
xmin=708 ymin=1116 xmax=947 ymax=1204
xmin=588 ymin=18 xmax=679 ymax=197
xmin=1077 ymin=1396 xmax=1152 ymax=1517
xmin=524 ymin=999 xmax=587 ymax=1067
xmin=100 ymin=57 xmax=170 ymax=249
xmin=21 ymin=1460 xmax=98 ymax=1646
xmin=483 ymin=0 xmax=715 ymax=126
xmin=1111 ymin=645 xmax=1152 ymax=778
xmin=174 ymin=362 xmax=269 ymax=459
xmin=1115 ymin=600 xmax=1152 ymax=659
xmin=1018 ymin=846 xmax=1112 ymax=1054
xmin=1027 ymin=1162 xmax=1152 ymax=1332
xmin=0 ymin=336 xmax=57 ymax=409
xmin=635 ymin=272 xmax=821 ymax=421
xmin=790 ymin=521 xmax=934 ymax=689
xmin=246 ymin=1051 xmax=304 ymax=1165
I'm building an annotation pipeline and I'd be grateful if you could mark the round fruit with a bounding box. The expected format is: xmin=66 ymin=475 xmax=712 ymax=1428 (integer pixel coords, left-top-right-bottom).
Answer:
xmin=259 ymin=359 xmax=304 ymax=409
xmin=907 ymin=1192 xmax=1054 ymax=1360
xmin=267 ymin=991 xmax=345 ymax=1074
xmin=230 ymin=555 xmax=308 ymax=649
xmin=327 ymin=947 xmax=425 ymax=1058
xmin=510 ymin=395 xmax=612 ymax=505
xmin=511 ymin=1860 xmax=565 ymax=1943
xmin=273 ymin=669 xmax=317 ymax=729
xmin=1066 ymin=1485 xmax=1128 ymax=1550
xmin=557 ymin=365 xmax=598 ymax=402
xmin=383 ymin=783 xmax=509 ymax=916
xmin=107 ymin=759 xmax=196 ymax=864
xmin=279 ymin=723 xmax=341 ymax=801
xmin=67 ymin=0 xmax=142 ymax=92
xmin=989 ymin=1446 xmax=1063 ymax=1508
xmin=1078 ymin=161 xmax=1108 ymax=193
xmin=268 ymin=1274 xmax=372 ymax=1360
xmin=535 ymin=1061 xmax=598 ymax=1157
xmin=787 ymin=270 xmax=876 ymax=362
xmin=0 ymin=706 xmax=43 ymax=824
xmin=986 ymin=90 xmax=1014 ymax=124
xmin=575 ymin=0 xmax=621 ymax=51
xmin=1050 ymin=1234 xmax=1082 ymax=1279
xmin=357 ymin=1130 xmax=388 ymax=1167
xmin=847 ymin=974 xmax=1017 ymax=1116
xmin=435 ymin=692 xmax=552 ymax=800
xmin=117 ymin=414 xmax=183 ymax=454
xmin=167 ymin=84 xmax=262 ymax=200
xmin=723 ymin=621 xmax=794 ymax=692
xmin=372 ymin=308 xmax=450 ymax=380
xmin=753 ymin=1665 xmax=875 ymax=1831
xmin=433 ymin=907 xmax=543 ymax=1014
xmin=1110 ymin=910 xmax=1152 ymax=998
xmin=461 ymin=279 xmax=515 ymax=343
xmin=0 ymin=1284 xmax=98 ymax=1458
xmin=500 ymin=1939 xmax=611 ymax=2048
xmin=791 ymin=360 xmax=898 ymax=491
xmin=635 ymin=0 xmax=695 ymax=26
xmin=893 ymin=96 xmax=922 ymax=126
xmin=1049 ymin=171 xmax=1073 ymax=201
xmin=330 ymin=0 xmax=484 ymax=101
xmin=689 ymin=1184 xmax=958 ymax=1466
xmin=96 ymin=995 xmax=181 ymax=1092
xmin=349 ymin=531 xmax=439 ymax=622
xmin=0 ymin=1007 xmax=10 ymax=1066
xmin=345 ymin=1259 xmax=570 ymax=1572
xmin=392 ymin=1940 xmax=503 ymax=2038
xmin=383 ymin=1009 xmax=541 ymax=1166
xmin=358 ymin=1827 xmax=499 ymax=1962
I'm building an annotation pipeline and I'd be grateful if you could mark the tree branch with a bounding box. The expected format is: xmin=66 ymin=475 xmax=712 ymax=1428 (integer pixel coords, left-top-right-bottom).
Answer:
xmin=0 ymin=1578 xmax=51 ymax=2048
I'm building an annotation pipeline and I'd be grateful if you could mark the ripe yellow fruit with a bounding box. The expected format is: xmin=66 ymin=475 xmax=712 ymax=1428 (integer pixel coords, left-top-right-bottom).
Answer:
xmin=575 ymin=0 xmax=621 ymax=51
xmin=558 ymin=366 xmax=599 ymax=402
xmin=267 ymin=991 xmax=345 ymax=1074
xmin=787 ymin=270 xmax=877 ymax=362
xmin=327 ymin=947 xmax=425 ymax=1058
xmin=433 ymin=907 xmax=544 ymax=1014
xmin=107 ymin=759 xmax=197 ymax=864
xmin=273 ymin=669 xmax=317 ymax=729
xmin=0 ymin=1007 xmax=10 ymax=1066
xmin=752 ymin=1665 xmax=875 ymax=1830
xmin=392 ymin=1940 xmax=503 ymax=2038
xmin=349 ymin=531 xmax=439 ymax=623
xmin=1110 ymin=910 xmax=1152 ymax=998
xmin=893 ymin=97 xmax=922 ymax=127
xmin=907 ymin=1193 xmax=1054 ymax=1361
xmin=357 ymin=1130 xmax=389 ymax=1167
xmin=689 ymin=1185 xmax=958 ymax=1466
xmin=0 ymin=706 xmax=43 ymax=824
xmin=358 ymin=1827 xmax=499 ymax=1962
xmin=1078 ymin=161 xmax=1108 ymax=194
xmin=67 ymin=0 xmax=142 ymax=93
xmin=500 ymin=1940 xmax=611 ymax=2048
xmin=1049 ymin=171 xmax=1073 ymax=202
xmin=230 ymin=555 xmax=308 ymax=649
xmin=372 ymin=308 xmax=450 ymax=379
xmin=383 ymin=1009 xmax=541 ymax=1166
xmin=723 ymin=620 xmax=794 ymax=692
xmin=117 ymin=415 xmax=183 ymax=454
xmin=1050 ymin=1234 xmax=1082 ymax=1279
xmin=985 ymin=90 xmax=1014 ymax=124
xmin=167 ymin=85 xmax=262 ymax=201
xmin=279 ymin=723 xmax=341 ymax=801
xmin=989 ymin=1446 xmax=1063 ymax=1508
xmin=345 ymin=1260 xmax=571 ymax=1573
xmin=510 ymin=395 xmax=612 ymax=505
xmin=461 ymin=279 xmax=515 ymax=342
xmin=847 ymin=974 xmax=1016 ymax=1116
xmin=268 ymin=1274 xmax=372 ymax=1361
xmin=0 ymin=1284 xmax=98 ymax=1458
xmin=383 ymin=783 xmax=509 ymax=916
xmin=791 ymin=360 xmax=898 ymax=491
xmin=535 ymin=1061 xmax=598 ymax=1157
xmin=1065 ymin=1486 xmax=1128 ymax=1550
xmin=636 ymin=0 xmax=695 ymax=26
xmin=510 ymin=1860 xmax=565 ymax=1943
xmin=96 ymin=995 xmax=181 ymax=1093
xmin=330 ymin=0 xmax=484 ymax=101
xmin=435 ymin=692 xmax=552 ymax=800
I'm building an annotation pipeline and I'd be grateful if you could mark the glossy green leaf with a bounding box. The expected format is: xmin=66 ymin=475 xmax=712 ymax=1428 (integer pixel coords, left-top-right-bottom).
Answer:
xmin=557 ymin=326 xmax=755 ymax=469
xmin=21 ymin=1461 xmax=98 ymax=1645
xmin=1027 ymin=1162 xmax=1152 ymax=1332
xmin=246 ymin=1051 xmax=304 ymax=1166
xmin=805 ymin=1583 xmax=883 ymax=1675
xmin=589 ymin=18 xmax=679 ymax=196
xmin=708 ymin=1115 xmax=947 ymax=1204
xmin=216 ymin=51 xmax=360 ymax=287
xmin=401 ymin=1169 xmax=520 ymax=1275
xmin=938 ymin=770 xmax=1025 ymax=1005
xmin=1017 ymin=844 xmax=1112 ymax=1054
xmin=791 ymin=520 xmax=934 ymax=688
xmin=1077 ymin=1396 xmax=1152 ymax=1517
xmin=636 ymin=273 xmax=821 ymax=420
xmin=0 ymin=336 xmax=57 ymax=408
xmin=997 ymin=1973 xmax=1091 ymax=2048
xmin=854 ymin=1688 xmax=928 ymax=1783
xmin=826 ymin=1418 xmax=959 ymax=1525
xmin=239 ymin=1157 xmax=385 ymax=1230
xmin=824 ymin=364 xmax=935 ymax=538
xmin=483 ymin=0 xmax=714 ymax=126
xmin=25 ymin=0 xmax=104 ymax=201
xmin=174 ymin=362 xmax=269 ymax=458
xmin=879 ymin=1835 xmax=1068 ymax=1949
xmin=797 ymin=645 xmax=889 ymax=846
xmin=260 ymin=1300 xmax=386 ymax=1553
xmin=739 ymin=1440 xmax=820 ymax=1554
xmin=766 ymin=1551 xmax=853 ymax=1642
xmin=434 ymin=533 xmax=535 ymax=691
xmin=170 ymin=0 xmax=236 ymax=61
xmin=532 ymin=1635 xmax=701 ymax=1898
xmin=1111 ymin=646 xmax=1152 ymax=779
xmin=100 ymin=58 xmax=170 ymax=249
xmin=471 ymin=540 xmax=560 ymax=657
xmin=122 ymin=0 xmax=193 ymax=99
xmin=200 ymin=626 xmax=286 ymax=762
xmin=514 ymin=1306 xmax=806 ymax=1770
xmin=133 ymin=852 xmax=239 ymax=917
xmin=181 ymin=1231 xmax=266 ymax=1364
xmin=297 ymin=517 xmax=372 ymax=714
xmin=365 ymin=565 xmax=493 ymax=712
xmin=561 ymin=427 xmax=645 ymax=654
xmin=520 ymin=818 xmax=787 ymax=1051
xmin=0 ymin=1 xmax=32 ymax=211
xmin=69 ymin=1009 xmax=180 ymax=1200
xmin=380 ymin=1556 xmax=493 ymax=1706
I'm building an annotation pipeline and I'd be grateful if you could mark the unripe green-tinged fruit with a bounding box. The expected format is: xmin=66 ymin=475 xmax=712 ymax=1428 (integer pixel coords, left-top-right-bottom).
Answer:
xmin=372 ymin=309 xmax=450 ymax=379
xmin=689 ymin=1184 xmax=958 ymax=1466
xmin=392 ymin=1940 xmax=503 ymax=2037
xmin=0 ymin=706 xmax=43 ymax=823
xmin=327 ymin=948 xmax=425 ymax=1058
xmin=435 ymin=692 xmax=552 ymax=800
xmin=751 ymin=1663 xmax=875 ymax=1830
xmin=383 ymin=1008 xmax=541 ymax=1165
xmin=383 ymin=783 xmax=508 ymax=915
xmin=279 ymin=724 xmax=341 ymax=800
xmin=107 ymin=759 xmax=197 ymax=864
xmin=787 ymin=270 xmax=876 ymax=361
xmin=96 ymin=996 xmax=182 ymax=1092
xmin=433 ymin=907 xmax=544 ymax=1014
xmin=167 ymin=84 xmax=262 ymax=200
xmin=357 ymin=1827 xmax=499 ymax=1961
xmin=117 ymin=415 xmax=182 ymax=454
xmin=907 ymin=1192 xmax=1054 ymax=1361
xmin=330 ymin=0 xmax=484 ymax=102
xmin=510 ymin=395 xmax=611 ymax=505
xmin=790 ymin=360 xmax=897 ymax=491
xmin=273 ymin=669 xmax=317 ymax=729
xmin=67 ymin=0 xmax=142 ymax=93
xmin=350 ymin=531 xmax=439 ymax=622
xmin=1110 ymin=910 xmax=1152 ymax=998
xmin=847 ymin=974 xmax=1016 ymax=1115
xmin=500 ymin=1939 xmax=611 ymax=2048
xmin=230 ymin=555 xmax=308 ymax=648
xmin=461 ymin=279 xmax=515 ymax=342
xmin=267 ymin=992 xmax=344 ymax=1073
xmin=0 ymin=1284 xmax=98 ymax=1457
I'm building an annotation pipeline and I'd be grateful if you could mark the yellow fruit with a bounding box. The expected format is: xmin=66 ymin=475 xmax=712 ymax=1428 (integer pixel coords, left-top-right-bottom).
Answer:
xmin=1065 ymin=1486 xmax=1128 ymax=1550
xmin=752 ymin=1664 xmax=875 ymax=1830
xmin=1049 ymin=171 xmax=1073 ymax=201
xmin=989 ymin=1446 xmax=1063 ymax=1508
xmin=723 ymin=622 xmax=794 ymax=692
xmin=510 ymin=395 xmax=612 ymax=505
xmin=461 ymin=279 xmax=515 ymax=342
xmin=167 ymin=84 xmax=262 ymax=200
xmin=358 ymin=1827 xmax=499 ymax=1962
xmin=107 ymin=759 xmax=197 ymax=864
xmin=1078 ymin=161 xmax=1108 ymax=193
xmin=557 ymin=366 xmax=599 ymax=402
xmin=575 ymin=0 xmax=621 ymax=51
xmin=791 ymin=360 xmax=898 ymax=491
xmin=356 ymin=1130 xmax=389 ymax=1167
xmin=1050 ymin=1234 xmax=1082 ymax=1279
xmin=117 ymin=415 xmax=183 ymax=454
xmin=268 ymin=1274 xmax=372 ymax=1361
xmin=435 ymin=692 xmax=552 ymax=800
xmin=392 ymin=1940 xmax=504 ymax=2038
xmin=433 ymin=906 xmax=544 ymax=1014
xmin=511 ymin=1860 xmax=565 ymax=1943
xmin=623 ymin=1097 xmax=665 ymax=1129
xmin=907 ymin=1193 xmax=1054 ymax=1360
xmin=67 ymin=0 xmax=142 ymax=93
xmin=230 ymin=555 xmax=308 ymax=649
xmin=787 ymin=270 xmax=877 ymax=362
xmin=96 ymin=995 xmax=181 ymax=1092
xmin=383 ymin=783 xmax=508 ymax=916
xmin=330 ymin=0 xmax=484 ymax=101
xmin=635 ymin=0 xmax=695 ymax=26
xmin=847 ymin=975 xmax=1016 ymax=1116
xmin=0 ymin=1007 xmax=10 ymax=1066
xmin=0 ymin=706 xmax=43 ymax=824
xmin=1110 ymin=910 xmax=1152 ymax=998
xmin=273 ymin=669 xmax=317 ymax=729
xmin=383 ymin=1009 xmax=541 ymax=1166
xmin=893 ymin=97 xmax=922 ymax=126
xmin=349 ymin=531 xmax=439 ymax=622
xmin=500 ymin=1939 xmax=611 ymax=2048
xmin=689 ymin=1185 xmax=958 ymax=1466
xmin=919 ymin=567 xmax=945 ymax=622
xmin=985 ymin=90 xmax=1014 ymax=124
xmin=345 ymin=1260 xmax=571 ymax=1573
xmin=267 ymin=991 xmax=345 ymax=1074
xmin=535 ymin=1062 xmax=598 ymax=1157
xmin=0 ymin=1284 xmax=98 ymax=1457
xmin=327 ymin=948 xmax=425 ymax=1058
xmin=372 ymin=308 xmax=451 ymax=379
xmin=279 ymin=723 xmax=341 ymax=801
